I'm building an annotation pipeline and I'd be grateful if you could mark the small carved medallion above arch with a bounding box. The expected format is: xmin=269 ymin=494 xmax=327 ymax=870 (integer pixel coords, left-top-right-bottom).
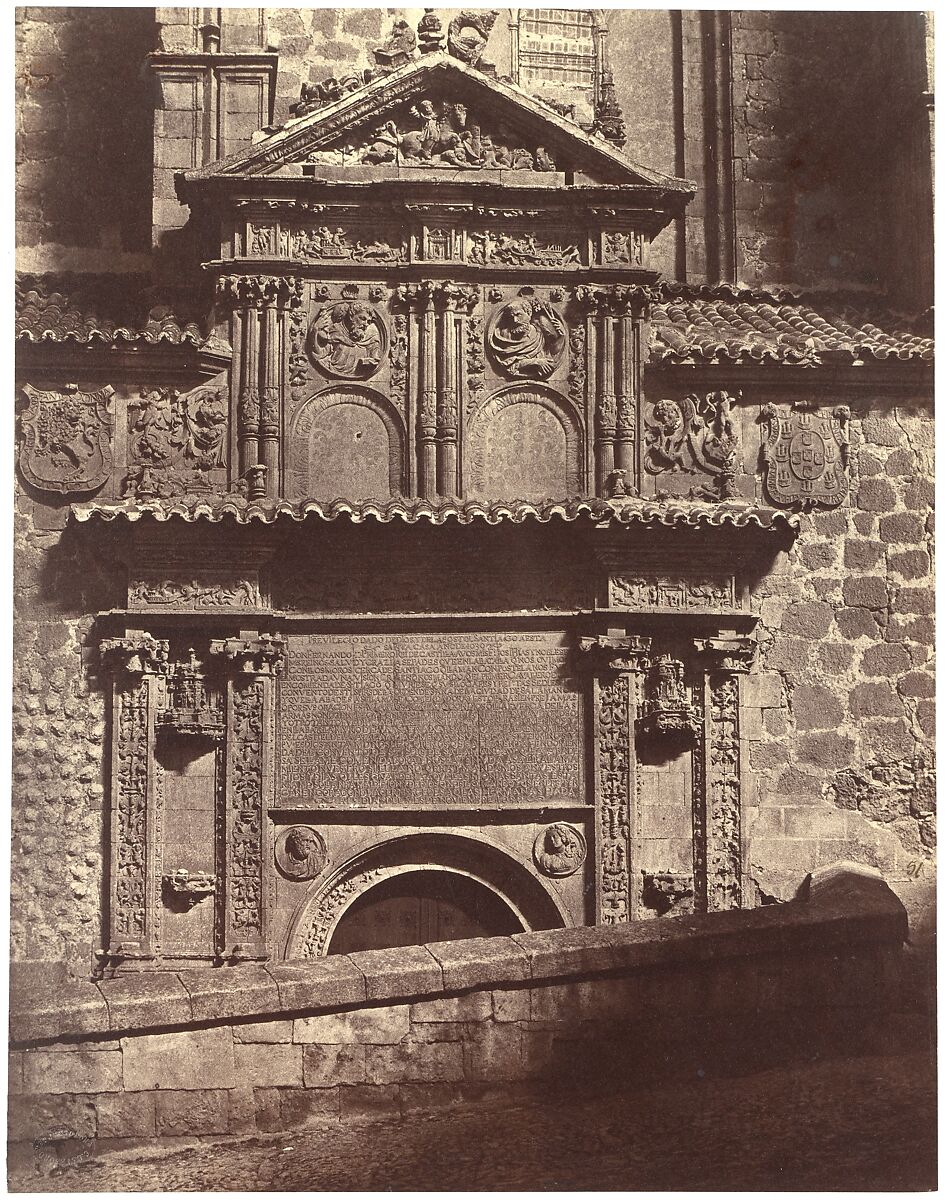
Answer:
xmin=465 ymin=382 xmax=585 ymax=502
xmin=288 ymin=386 xmax=407 ymax=502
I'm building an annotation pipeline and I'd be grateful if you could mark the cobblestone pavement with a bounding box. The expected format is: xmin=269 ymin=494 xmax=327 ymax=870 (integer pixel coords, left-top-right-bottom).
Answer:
xmin=14 ymin=1051 xmax=936 ymax=1192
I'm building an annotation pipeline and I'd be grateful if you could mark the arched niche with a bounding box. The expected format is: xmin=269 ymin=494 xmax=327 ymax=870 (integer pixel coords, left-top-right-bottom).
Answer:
xmin=284 ymin=830 xmax=568 ymax=959
xmin=288 ymin=385 xmax=406 ymax=500
xmin=465 ymin=383 xmax=585 ymax=501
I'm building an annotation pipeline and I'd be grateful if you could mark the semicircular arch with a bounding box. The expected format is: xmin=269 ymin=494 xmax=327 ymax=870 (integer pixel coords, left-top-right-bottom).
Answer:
xmin=284 ymin=829 xmax=568 ymax=959
xmin=288 ymin=384 xmax=406 ymax=499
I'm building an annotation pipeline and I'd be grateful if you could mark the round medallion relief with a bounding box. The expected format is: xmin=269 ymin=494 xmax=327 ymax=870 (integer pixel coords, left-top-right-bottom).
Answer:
xmin=307 ymin=301 xmax=387 ymax=380
xmin=532 ymin=823 xmax=586 ymax=878
xmin=487 ymin=297 xmax=566 ymax=380
xmin=275 ymin=825 xmax=328 ymax=882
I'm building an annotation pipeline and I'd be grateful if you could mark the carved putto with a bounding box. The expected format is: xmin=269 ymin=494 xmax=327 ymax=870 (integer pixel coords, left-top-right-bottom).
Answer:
xmin=761 ymin=403 xmax=850 ymax=509
xmin=644 ymin=391 xmax=740 ymax=499
xmin=472 ymin=230 xmax=578 ymax=266
xmin=292 ymin=226 xmax=405 ymax=264
xmin=18 ymin=382 xmax=114 ymax=495
xmin=275 ymin=826 xmax=327 ymax=882
xmin=487 ymin=296 xmax=566 ymax=379
xmin=533 ymin=823 xmax=586 ymax=877
xmin=307 ymin=301 xmax=385 ymax=379
xmin=125 ymin=378 xmax=227 ymax=498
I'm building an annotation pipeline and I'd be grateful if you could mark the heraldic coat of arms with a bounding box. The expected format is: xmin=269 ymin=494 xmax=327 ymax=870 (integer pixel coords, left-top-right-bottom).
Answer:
xmin=18 ymin=383 xmax=115 ymax=495
xmin=761 ymin=403 xmax=850 ymax=509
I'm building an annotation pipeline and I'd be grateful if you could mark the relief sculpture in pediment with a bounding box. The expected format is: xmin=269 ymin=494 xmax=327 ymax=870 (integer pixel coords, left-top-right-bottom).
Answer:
xmin=487 ymin=297 xmax=566 ymax=380
xmin=307 ymin=301 xmax=386 ymax=380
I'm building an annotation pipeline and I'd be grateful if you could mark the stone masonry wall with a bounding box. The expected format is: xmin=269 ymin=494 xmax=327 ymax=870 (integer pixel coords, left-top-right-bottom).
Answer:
xmin=7 ymin=872 xmax=910 ymax=1177
xmin=11 ymin=495 xmax=125 ymax=967
xmin=731 ymin=10 xmax=931 ymax=294
xmin=15 ymin=7 xmax=155 ymax=272
xmin=745 ymin=404 xmax=935 ymax=940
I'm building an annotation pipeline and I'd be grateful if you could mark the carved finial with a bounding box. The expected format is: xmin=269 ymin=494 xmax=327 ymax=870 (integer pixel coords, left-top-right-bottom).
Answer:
xmin=591 ymin=66 xmax=627 ymax=149
xmin=447 ymin=10 xmax=500 ymax=69
xmin=374 ymin=18 xmax=417 ymax=73
xmin=418 ymin=8 xmax=444 ymax=54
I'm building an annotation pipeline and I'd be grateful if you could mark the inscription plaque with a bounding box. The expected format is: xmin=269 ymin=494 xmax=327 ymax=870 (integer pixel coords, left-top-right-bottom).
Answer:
xmin=278 ymin=631 xmax=584 ymax=807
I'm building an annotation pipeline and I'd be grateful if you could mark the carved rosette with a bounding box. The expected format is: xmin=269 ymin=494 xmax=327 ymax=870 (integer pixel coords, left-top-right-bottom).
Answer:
xmin=692 ymin=636 xmax=756 ymax=912
xmin=210 ymin=634 xmax=286 ymax=960
xmin=580 ymin=633 xmax=650 ymax=924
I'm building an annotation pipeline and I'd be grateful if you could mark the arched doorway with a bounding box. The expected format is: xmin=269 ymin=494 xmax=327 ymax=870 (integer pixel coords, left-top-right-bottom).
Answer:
xmin=284 ymin=830 xmax=567 ymax=959
xmin=327 ymin=869 xmax=523 ymax=955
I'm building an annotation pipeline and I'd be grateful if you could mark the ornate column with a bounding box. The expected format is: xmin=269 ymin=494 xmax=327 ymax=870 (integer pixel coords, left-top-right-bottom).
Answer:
xmin=229 ymin=276 xmax=262 ymax=489
xmin=100 ymin=633 xmax=170 ymax=968
xmin=580 ymin=633 xmax=651 ymax=924
xmin=412 ymin=284 xmax=438 ymax=500
xmin=596 ymin=304 xmax=617 ymax=488
xmin=209 ymin=633 xmax=287 ymax=962
xmin=613 ymin=289 xmax=639 ymax=475
xmin=435 ymin=282 xmax=478 ymax=500
xmin=692 ymin=635 xmax=756 ymax=912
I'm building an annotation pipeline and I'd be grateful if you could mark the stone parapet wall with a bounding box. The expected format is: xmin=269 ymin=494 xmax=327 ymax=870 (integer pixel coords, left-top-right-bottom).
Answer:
xmin=8 ymin=867 xmax=912 ymax=1172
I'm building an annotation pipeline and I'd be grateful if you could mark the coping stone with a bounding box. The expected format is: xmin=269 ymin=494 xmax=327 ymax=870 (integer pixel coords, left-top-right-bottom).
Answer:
xmin=346 ymin=944 xmax=443 ymax=1002
xmin=178 ymin=967 xmax=281 ymax=1022
xmin=426 ymin=935 xmax=528 ymax=991
xmin=267 ymin=955 xmax=367 ymax=1011
xmin=98 ymin=973 xmax=193 ymax=1033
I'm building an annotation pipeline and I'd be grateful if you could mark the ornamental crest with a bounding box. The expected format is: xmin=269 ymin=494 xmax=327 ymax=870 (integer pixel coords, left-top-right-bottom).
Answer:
xmin=762 ymin=405 xmax=850 ymax=509
xmin=19 ymin=382 xmax=114 ymax=494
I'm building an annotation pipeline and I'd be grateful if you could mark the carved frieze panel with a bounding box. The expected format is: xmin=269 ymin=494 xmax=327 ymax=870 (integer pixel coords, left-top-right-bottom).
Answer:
xmin=601 ymin=229 xmax=646 ymax=267
xmin=286 ymin=225 xmax=406 ymax=264
xmin=608 ymin=574 xmax=737 ymax=611
xmin=129 ymin=574 xmax=261 ymax=610
xmin=18 ymin=382 xmax=114 ymax=495
xmin=310 ymin=95 xmax=562 ymax=173
xmin=471 ymin=230 xmax=582 ymax=267
xmin=761 ymin=403 xmax=850 ymax=509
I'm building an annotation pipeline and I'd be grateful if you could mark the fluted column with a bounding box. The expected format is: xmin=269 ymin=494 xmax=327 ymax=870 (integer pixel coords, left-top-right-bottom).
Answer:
xmin=615 ymin=306 xmax=636 ymax=474
xmin=597 ymin=310 xmax=617 ymax=486
xmin=419 ymin=289 xmax=438 ymax=499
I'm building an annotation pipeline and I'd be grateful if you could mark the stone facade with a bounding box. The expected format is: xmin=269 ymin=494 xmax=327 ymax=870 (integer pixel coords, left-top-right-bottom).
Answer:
xmin=13 ymin=2 xmax=933 ymax=1019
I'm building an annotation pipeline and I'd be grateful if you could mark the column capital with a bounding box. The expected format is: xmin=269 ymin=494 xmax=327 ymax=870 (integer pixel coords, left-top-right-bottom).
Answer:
xmin=209 ymin=633 xmax=287 ymax=676
xmin=579 ymin=633 xmax=651 ymax=673
xmin=100 ymin=633 xmax=170 ymax=676
xmin=693 ymin=635 xmax=756 ymax=673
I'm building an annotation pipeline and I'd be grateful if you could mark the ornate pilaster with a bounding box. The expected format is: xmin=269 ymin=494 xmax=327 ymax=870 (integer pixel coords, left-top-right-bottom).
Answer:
xmin=100 ymin=634 xmax=169 ymax=966
xmin=397 ymin=282 xmax=438 ymax=499
xmin=209 ymin=633 xmax=286 ymax=961
xmin=580 ymin=633 xmax=651 ymax=924
xmin=692 ymin=635 xmax=756 ymax=912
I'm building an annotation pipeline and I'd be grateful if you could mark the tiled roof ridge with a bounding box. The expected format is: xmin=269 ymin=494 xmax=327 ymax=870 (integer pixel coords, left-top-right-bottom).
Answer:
xmin=656 ymin=280 xmax=931 ymax=322
xmin=15 ymin=271 xmax=209 ymax=347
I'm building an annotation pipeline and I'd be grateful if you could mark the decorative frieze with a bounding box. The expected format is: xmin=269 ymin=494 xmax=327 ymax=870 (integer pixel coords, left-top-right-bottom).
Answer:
xmin=471 ymin=231 xmax=580 ymax=267
xmin=18 ymin=383 xmax=114 ymax=495
xmin=129 ymin=575 xmax=260 ymax=610
xmin=608 ymin=574 xmax=736 ymax=611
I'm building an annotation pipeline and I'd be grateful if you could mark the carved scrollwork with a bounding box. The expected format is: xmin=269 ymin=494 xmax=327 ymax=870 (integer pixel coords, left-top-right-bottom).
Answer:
xmin=707 ymin=673 xmax=742 ymax=910
xmin=447 ymin=9 xmax=499 ymax=67
xmin=124 ymin=376 xmax=228 ymax=499
xmin=229 ymin=679 xmax=265 ymax=937
xmin=598 ymin=672 xmax=631 ymax=924
xmin=18 ymin=382 xmax=114 ymax=495
xmin=112 ymin=676 xmax=149 ymax=943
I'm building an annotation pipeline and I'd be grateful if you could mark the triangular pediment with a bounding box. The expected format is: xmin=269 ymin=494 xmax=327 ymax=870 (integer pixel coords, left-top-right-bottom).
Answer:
xmin=183 ymin=53 xmax=693 ymax=192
